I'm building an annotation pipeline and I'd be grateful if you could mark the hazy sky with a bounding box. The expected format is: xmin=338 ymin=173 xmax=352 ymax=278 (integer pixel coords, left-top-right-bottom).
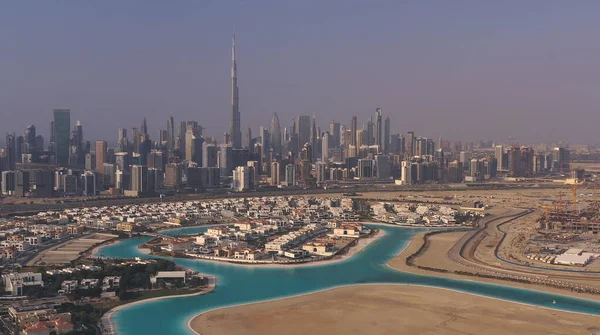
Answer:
xmin=2 ymin=1 xmax=600 ymax=145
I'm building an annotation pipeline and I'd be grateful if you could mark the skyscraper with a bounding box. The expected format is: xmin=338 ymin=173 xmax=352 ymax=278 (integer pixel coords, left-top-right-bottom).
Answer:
xmin=53 ymin=109 xmax=71 ymax=166
xmin=141 ymin=118 xmax=148 ymax=136
xmin=24 ymin=125 xmax=36 ymax=152
xmin=167 ymin=115 xmax=175 ymax=152
xmin=269 ymin=113 xmax=282 ymax=154
xmin=321 ymin=132 xmax=329 ymax=162
xmin=351 ymin=116 xmax=357 ymax=147
xmin=95 ymin=141 xmax=107 ymax=173
xmin=375 ymin=108 xmax=382 ymax=149
xmin=296 ymin=115 xmax=311 ymax=152
xmin=383 ymin=116 xmax=390 ymax=154
xmin=229 ymin=35 xmax=242 ymax=149
xmin=329 ymin=121 xmax=340 ymax=148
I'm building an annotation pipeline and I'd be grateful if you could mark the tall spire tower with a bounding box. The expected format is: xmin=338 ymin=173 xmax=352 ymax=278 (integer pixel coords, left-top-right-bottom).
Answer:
xmin=229 ymin=34 xmax=242 ymax=148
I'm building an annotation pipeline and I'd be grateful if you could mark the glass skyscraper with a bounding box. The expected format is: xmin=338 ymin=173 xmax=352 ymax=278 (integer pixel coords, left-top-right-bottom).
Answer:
xmin=53 ymin=109 xmax=71 ymax=166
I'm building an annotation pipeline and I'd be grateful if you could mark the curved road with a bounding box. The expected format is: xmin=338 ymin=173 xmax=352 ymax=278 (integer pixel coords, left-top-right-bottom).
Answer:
xmin=446 ymin=208 xmax=600 ymax=292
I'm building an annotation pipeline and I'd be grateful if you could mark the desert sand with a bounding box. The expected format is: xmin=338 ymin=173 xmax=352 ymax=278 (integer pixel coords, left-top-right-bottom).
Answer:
xmin=190 ymin=284 xmax=600 ymax=335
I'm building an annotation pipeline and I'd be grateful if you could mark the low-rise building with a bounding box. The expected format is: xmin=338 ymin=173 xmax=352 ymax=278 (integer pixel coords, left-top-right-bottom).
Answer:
xmin=102 ymin=276 xmax=120 ymax=291
xmin=1 ymin=272 xmax=43 ymax=296
xmin=283 ymin=249 xmax=309 ymax=259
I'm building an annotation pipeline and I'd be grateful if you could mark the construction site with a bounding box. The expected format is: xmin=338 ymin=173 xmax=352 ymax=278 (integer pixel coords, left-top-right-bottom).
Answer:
xmin=513 ymin=184 xmax=600 ymax=268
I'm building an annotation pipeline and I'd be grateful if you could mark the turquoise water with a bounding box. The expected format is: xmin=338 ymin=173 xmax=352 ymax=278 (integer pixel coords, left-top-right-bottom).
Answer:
xmin=96 ymin=225 xmax=600 ymax=335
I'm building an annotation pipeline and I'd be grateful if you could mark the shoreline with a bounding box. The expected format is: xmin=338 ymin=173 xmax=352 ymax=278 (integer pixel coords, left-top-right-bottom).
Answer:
xmin=388 ymin=230 xmax=600 ymax=302
xmin=102 ymin=286 xmax=213 ymax=335
xmin=137 ymin=225 xmax=386 ymax=269
xmin=187 ymin=226 xmax=600 ymax=335
xmin=103 ymin=225 xmax=385 ymax=332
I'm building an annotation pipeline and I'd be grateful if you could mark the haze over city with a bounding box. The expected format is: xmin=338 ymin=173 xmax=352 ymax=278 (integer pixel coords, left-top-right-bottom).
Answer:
xmin=2 ymin=1 xmax=600 ymax=144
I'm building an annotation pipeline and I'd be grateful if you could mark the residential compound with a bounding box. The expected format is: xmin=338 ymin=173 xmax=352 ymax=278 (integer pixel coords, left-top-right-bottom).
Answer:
xmin=371 ymin=203 xmax=463 ymax=226
xmin=137 ymin=196 xmax=369 ymax=264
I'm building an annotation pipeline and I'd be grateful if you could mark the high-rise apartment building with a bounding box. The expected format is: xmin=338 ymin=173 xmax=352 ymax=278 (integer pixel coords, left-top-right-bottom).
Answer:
xmin=95 ymin=141 xmax=107 ymax=173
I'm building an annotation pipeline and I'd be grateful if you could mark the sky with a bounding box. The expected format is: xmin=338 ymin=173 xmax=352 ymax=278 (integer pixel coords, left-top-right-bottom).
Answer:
xmin=2 ymin=1 xmax=600 ymax=145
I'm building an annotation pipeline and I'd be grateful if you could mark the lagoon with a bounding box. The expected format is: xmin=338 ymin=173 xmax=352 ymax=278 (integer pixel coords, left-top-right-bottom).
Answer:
xmin=95 ymin=225 xmax=600 ymax=335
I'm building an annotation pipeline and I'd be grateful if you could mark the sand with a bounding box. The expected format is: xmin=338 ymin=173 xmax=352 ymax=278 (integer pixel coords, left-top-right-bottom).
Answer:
xmin=189 ymin=284 xmax=600 ymax=335
xmin=388 ymin=230 xmax=600 ymax=301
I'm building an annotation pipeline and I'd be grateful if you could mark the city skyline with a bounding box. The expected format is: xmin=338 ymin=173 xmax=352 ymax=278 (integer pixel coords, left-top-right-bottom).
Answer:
xmin=2 ymin=2 xmax=600 ymax=144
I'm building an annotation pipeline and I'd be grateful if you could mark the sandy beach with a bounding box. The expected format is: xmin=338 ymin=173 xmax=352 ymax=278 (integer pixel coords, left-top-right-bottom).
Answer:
xmin=189 ymin=284 xmax=600 ymax=335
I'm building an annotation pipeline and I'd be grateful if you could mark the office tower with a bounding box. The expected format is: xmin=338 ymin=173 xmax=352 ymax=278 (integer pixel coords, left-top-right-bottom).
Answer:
xmin=141 ymin=117 xmax=148 ymax=136
xmin=521 ymin=147 xmax=535 ymax=177
xmin=218 ymin=144 xmax=234 ymax=177
xmin=296 ymin=115 xmax=311 ymax=152
xmin=415 ymin=137 xmax=426 ymax=156
xmin=24 ymin=125 xmax=36 ymax=152
xmin=375 ymin=108 xmax=382 ymax=149
xmin=552 ymin=147 xmax=570 ymax=172
xmin=244 ymin=127 xmax=252 ymax=150
xmin=315 ymin=162 xmax=327 ymax=183
xmin=426 ymin=138 xmax=435 ymax=156
xmin=49 ymin=120 xmax=55 ymax=152
xmin=383 ymin=116 xmax=390 ymax=154
xmin=470 ymin=159 xmax=480 ymax=179
xmin=406 ymin=131 xmax=415 ymax=157
xmin=232 ymin=166 xmax=253 ymax=191
xmin=310 ymin=118 xmax=318 ymax=161
xmin=447 ymin=160 xmax=463 ymax=183
xmin=366 ymin=117 xmax=374 ymax=146
xmin=487 ymin=157 xmax=498 ymax=178
xmin=376 ymin=155 xmax=390 ymax=180
xmin=270 ymin=113 xmax=282 ymax=154
xmin=321 ymin=132 xmax=329 ymax=162
xmin=202 ymin=143 xmax=218 ymax=167
xmin=178 ymin=121 xmax=187 ymax=155
xmin=259 ymin=126 xmax=269 ymax=158
xmin=167 ymin=115 xmax=175 ymax=151
xmin=329 ymin=121 xmax=340 ymax=148
xmin=185 ymin=121 xmax=199 ymax=162
xmin=300 ymin=142 xmax=313 ymax=163
xmin=147 ymin=150 xmax=164 ymax=171
xmin=102 ymin=163 xmax=116 ymax=187
xmin=164 ymin=163 xmax=182 ymax=188
xmin=270 ymin=161 xmax=280 ymax=185
xmin=147 ymin=168 xmax=163 ymax=190
xmin=117 ymin=128 xmax=128 ymax=152
xmin=4 ymin=134 xmax=16 ymax=170
xmin=53 ymin=109 xmax=71 ymax=166
xmin=75 ymin=120 xmax=83 ymax=151
xmin=229 ymin=35 xmax=242 ymax=148
xmin=507 ymin=146 xmax=533 ymax=177
xmin=401 ymin=161 xmax=412 ymax=185
xmin=114 ymin=152 xmax=130 ymax=174
xmin=350 ymin=116 xmax=357 ymax=147
xmin=285 ymin=164 xmax=296 ymax=186
xmin=358 ymin=159 xmax=375 ymax=178
xmin=495 ymin=145 xmax=504 ymax=172
xmin=1 ymin=171 xmax=16 ymax=196
xmin=131 ymin=165 xmax=149 ymax=193
xmin=85 ymin=153 xmax=95 ymax=171
xmin=82 ymin=171 xmax=96 ymax=196
xmin=158 ymin=129 xmax=167 ymax=146
xmin=35 ymin=135 xmax=44 ymax=152
xmin=356 ymin=129 xmax=365 ymax=150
